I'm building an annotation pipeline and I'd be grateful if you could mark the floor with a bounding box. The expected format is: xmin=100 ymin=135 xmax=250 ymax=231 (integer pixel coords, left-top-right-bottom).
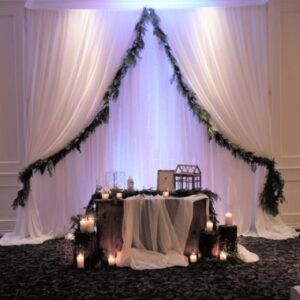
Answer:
xmin=0 ymin=236 xmax=299 ymax=299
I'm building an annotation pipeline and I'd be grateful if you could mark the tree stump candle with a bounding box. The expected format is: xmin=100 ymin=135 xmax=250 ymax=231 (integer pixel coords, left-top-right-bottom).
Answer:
xmin=74 ymin=231 xmax=100 ymax=269
xmin=218 ymin=225 xmax=237 ymax=252
xmin=199 ymin=229 xmax=219 ymax=259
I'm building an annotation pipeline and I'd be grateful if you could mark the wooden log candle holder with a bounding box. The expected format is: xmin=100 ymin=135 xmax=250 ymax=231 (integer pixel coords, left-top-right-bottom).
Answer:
xmin=218 ymin=225 xmax=237 ymax=252
xmin=74 ymin=231 xmax=101 ymax=269
xmin=199 ymin=229 xmax=219 ymax=259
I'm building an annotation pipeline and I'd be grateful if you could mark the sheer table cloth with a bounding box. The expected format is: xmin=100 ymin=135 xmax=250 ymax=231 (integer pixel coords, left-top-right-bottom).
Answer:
xmin=116 ymin=194 xmax=209 ymax=270
xmin=116 ymin=194 xmax=259 ymax=270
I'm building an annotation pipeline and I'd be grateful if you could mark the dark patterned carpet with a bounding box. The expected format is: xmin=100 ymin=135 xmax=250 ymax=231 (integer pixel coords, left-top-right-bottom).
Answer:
xmin=0 ymin=236 xmax=300 ymax=300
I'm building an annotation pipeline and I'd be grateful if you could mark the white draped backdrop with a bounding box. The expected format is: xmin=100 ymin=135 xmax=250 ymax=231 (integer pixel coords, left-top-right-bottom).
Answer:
xmin=0 ymin=0 xmax=297 ymax=246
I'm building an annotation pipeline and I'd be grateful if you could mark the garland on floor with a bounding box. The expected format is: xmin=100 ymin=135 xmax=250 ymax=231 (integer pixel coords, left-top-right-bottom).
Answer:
xmin=13 ymin=8 xmax=284 ymax=216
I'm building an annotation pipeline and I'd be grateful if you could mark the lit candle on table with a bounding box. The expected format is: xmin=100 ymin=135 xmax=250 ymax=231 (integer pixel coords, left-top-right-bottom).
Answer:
xmin=108 ymin=254 xmax=116 ymax=266
xmin=86 ymin=216 xmax=95 ymax=232
xmin=102 ymin=192 xmax=110 ymax=200
xmin=116 ymin=192 xmax=123 ymax=200
xmin=76 ymin=253 xmax=84 ymax=269
xmin=219 ymin=251 xmax=227 ymax=261
xmin=225 ymin=212 xmax=233 ymax=226
xmin=163 ymin=190 xmax=169 ymax=198
xmin=80 ymin=217 xmax=88 ymax=232
xmin=189 ymin=252 xmax=198 ymax=263
xmin=206 ymin=220 xmax=213 ymax=232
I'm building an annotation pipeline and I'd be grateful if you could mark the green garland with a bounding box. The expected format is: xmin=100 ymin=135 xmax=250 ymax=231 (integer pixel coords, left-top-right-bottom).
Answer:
xmin=91 ymin=188 xmax=217 ymax=216
xmin=13 ymin=8 xmax=284 ymax=216
xmin=12 ymin=8 xmax=148 ymax=209
xmin=146 ymin=8 xmax=284 ymax=216
xmin=73 ymin=188 xmax=219 ymax=230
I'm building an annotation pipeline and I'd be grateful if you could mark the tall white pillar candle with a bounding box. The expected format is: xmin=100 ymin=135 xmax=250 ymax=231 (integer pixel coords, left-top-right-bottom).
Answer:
xmin=225 ymin=212 xmax=233 ymax=226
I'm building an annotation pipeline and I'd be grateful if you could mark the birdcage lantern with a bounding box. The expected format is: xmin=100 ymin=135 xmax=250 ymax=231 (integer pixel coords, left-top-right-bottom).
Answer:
xmin=174 ymin=164 xmax=201 ymax=190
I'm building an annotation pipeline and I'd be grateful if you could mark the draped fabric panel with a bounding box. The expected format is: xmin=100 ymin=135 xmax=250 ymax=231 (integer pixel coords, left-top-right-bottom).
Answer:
xmin=160 ymin=6 xmax=272 ymax=156
xmin=1 ymin=5 xmax=297 ymax=246
xmin=0 ymin=9 xmax=141 ymax=245
xmin=116 ymin=195 xmax=203 ymax=270
xmin=159 ymin=6 xmax=297 ymax=239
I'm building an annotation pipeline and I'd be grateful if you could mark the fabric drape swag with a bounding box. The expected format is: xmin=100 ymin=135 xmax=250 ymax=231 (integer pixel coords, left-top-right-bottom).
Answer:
xmin=1 ymin=5 xmax=297 ymax=246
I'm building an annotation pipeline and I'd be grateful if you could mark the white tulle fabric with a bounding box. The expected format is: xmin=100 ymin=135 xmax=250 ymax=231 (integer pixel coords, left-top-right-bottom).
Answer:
xmin=115 ymin=194 xmax=258 ymax=269
xmin=1 ymin=5 xmax=297 ymax=247
xmin=116 ymin=194 xmax=207 ymax=269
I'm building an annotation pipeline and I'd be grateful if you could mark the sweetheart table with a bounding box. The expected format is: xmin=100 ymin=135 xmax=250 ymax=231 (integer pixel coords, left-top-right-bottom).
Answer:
xmin=95 ymin=194 xmax=208 ymax=269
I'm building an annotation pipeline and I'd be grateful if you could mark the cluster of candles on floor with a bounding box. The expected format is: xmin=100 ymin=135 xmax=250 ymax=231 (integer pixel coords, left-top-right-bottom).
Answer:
xmin=189 ymin=212 xmax=233 ymax=264
xmin=76 ymin=198 xmax=234 ymax=269
xmin=188 ymin=250 xmax=228 ymax=264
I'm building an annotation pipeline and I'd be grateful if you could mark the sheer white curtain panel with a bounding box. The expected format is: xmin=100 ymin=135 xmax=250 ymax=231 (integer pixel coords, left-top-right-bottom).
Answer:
xmin=159 ymin=6 xmax=297 ymax=239
xmin=2 ymin=6 xmax=297 ymax=247
xmin=0 ymin=9 xmax=140 ymax=245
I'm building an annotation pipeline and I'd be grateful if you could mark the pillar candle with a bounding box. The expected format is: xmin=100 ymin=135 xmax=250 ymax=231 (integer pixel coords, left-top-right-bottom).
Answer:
xmin=108 ymin=254 xmax=116 ymax=266
xmin=102 ymin=192 xmax=110 ymax=200
xmin=80 ymin=218 xmax=88 ymax=232
xmin=225 ymin=212 xmax=233 ymax=226
xmin=219 ymin=251 xmax=227 ymax=261
xmin=163 ymin=191 xmax=169 ymax=198
xmin=86 ymin=216 xmax=94 ymax=232
xmin=76 ymin=253 xmax=84 ymax=269
xmin=189 ymin=252 xmax=198 ymax=263
xmin=206 ymin=220 xmax=213 ymax=232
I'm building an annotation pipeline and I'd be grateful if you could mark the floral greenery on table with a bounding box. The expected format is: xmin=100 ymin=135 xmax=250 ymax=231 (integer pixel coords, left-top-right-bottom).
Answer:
xmin=13 ymin=8 xmax=284 ymax=217
xmin=88 ymin=188 xmax=218 ymax=220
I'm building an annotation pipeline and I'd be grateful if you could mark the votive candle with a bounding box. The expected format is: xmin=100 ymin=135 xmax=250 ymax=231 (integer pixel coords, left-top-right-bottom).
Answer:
xmin=76 ymin=253 xmax=84 ymax=269
xmin=206 ymin=220 xmax=213 ymax=232
xmin=102 ymin=192 xmax=110 ymax=200
xmin=108 ymin=254 xmax=116 ymax=266
xmin=220 ymin=251 xmax=227 ymax=261
xmin=163 ymin=191 xmax=169 ymax=198
xmin=116 ymin=192 xmax=123 ymax=200
xmin=225 ymin=212 xmax=233 ymax=226
xmin=189 ymin=252 xmax=198 ymax=263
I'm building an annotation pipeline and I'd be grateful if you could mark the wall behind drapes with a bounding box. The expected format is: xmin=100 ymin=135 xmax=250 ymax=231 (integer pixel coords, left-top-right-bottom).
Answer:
xmin=0 ymin=0 xmax=300 ymax=236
